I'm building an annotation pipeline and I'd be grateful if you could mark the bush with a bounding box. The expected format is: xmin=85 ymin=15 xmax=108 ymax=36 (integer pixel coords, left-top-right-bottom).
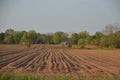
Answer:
xmin=78 ymin=39 xmax=86 ymax=48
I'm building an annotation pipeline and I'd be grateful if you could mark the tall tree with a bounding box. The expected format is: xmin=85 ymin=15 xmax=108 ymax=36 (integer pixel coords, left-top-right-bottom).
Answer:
xmin=0 ymin=33 xmax=4 ymax=44
xmin=5 ymin=29 xmax=14 ymax=34
xmin=53 ymin=32 xmax=61 ymax=44
xmin=21 ymin=32 xmax=31 ymax=47
xmin=4 ymin=34 xmax=14 ymax=44
xmin=103 ymin=24 xmax=120 ymax=35
xmin=53 ymin=32 xmax=68 ymax=44
xmin=101 ymin=24 xmax=120 ymax=48
xmin=114 ymin=31 xmax=120 ymax=48
xmin=46 ymin=33 xmax=54 ymax=44
xmin=78 ymin=39 xmax=86 ymax=48
xmin=28 ymin=30 xmax=37 ymax=44
xmin=12 ymin=31 xmax=22 ymax=44
xmin=94 ymin=32 xmax=104 ymax=46
xmin=79 ymin=31 xmax=89 ymax=39
xmin=70 ymin=33 xmax=79 ymax=45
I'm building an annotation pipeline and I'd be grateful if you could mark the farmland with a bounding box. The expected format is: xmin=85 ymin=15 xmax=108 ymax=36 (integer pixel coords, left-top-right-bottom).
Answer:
xmin=0 ymin=44 xmax=120 ymax=78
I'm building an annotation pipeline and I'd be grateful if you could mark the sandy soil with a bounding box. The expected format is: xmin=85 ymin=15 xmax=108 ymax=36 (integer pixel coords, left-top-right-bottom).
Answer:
xmin=0 ymin=44 xmax=120 ymax=77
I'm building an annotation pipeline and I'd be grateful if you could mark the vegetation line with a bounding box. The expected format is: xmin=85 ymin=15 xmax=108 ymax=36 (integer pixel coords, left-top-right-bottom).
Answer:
xmin=0 ymin=24 xmax=120 ymax=48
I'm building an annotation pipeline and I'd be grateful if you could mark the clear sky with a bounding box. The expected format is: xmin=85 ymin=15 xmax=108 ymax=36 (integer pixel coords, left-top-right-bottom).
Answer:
xmin=0 ymin=0 xmax=120 ymax=34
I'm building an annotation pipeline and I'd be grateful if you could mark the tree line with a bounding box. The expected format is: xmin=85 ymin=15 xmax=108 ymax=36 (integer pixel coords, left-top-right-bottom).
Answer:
xmin=0 ymin=24 xmax=120 ymax=48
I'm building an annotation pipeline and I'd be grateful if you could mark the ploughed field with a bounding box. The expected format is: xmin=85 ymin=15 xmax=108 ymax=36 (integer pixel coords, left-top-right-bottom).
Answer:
xmin=0 ymin=45 xmax=120 ymax=77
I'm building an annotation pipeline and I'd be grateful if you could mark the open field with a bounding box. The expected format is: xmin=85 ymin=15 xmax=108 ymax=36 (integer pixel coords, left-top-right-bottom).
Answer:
xmin=0 ymin=44 xmax=120 ymax=78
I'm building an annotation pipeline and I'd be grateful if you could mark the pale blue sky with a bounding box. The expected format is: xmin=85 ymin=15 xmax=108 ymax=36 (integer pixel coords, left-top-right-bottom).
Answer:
xmin=0 ymin=0 xmax=120 ymax=34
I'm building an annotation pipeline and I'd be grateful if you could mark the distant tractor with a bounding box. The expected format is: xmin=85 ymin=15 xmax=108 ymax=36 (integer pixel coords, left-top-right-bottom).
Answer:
xmin=61 ymin=40 xmax=68 ymax=48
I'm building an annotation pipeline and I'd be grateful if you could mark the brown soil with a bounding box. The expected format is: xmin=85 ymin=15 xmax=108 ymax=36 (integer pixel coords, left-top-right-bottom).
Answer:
xmin=0 ymin=44 xmax=120 ymax=77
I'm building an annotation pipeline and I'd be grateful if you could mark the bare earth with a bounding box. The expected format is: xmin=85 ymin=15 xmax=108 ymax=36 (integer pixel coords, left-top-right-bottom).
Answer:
xmin=0 ymin=45 xmax=120 ymax=77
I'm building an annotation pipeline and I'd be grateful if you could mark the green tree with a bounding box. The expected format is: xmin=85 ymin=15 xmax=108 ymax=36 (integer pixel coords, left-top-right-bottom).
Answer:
xmin=28 ymin=30 xmax=37 ymax=44
xmin=78 ymin=39 xmax=86 ymax=48
xmin=103 ymin=24 xmax=120 ymax=35
xmin=114 ymin=31 xmax=120 ymax=48
xmin=12 ymin=31 xmax=22 ymax=44
xmin=5 ymin=29 xmax=14 ymax=34
xmin=4 ymin=34 xmax=14 ymax=44
xmin=107 ymin=31 xmax=120 ymax=48
xmin=0 ymin=33 xmax=4 ymax=44
xmin=87 ymin=36 xmax=95 ymax=45
xmin=99 ymin=36 xmax=109 ymax=48
xmin=94 ymin=32 xmax=104 ymax=46
xmin=53 ymin=32 xmax=68 ymax=44
xmin=67 ymin=38 xmax=72 ymax=47
xmin=21 ymin=32 xmax=31 ymax=47
xmin=46 ymin=33 xmax=54 ymax=44
xmin=70 ymin=33 xmax=79 ymax=45
xmin=53 ymin=32 xmax=61 ymax=44
xmin=41 ymin=34 xmax=47 ymax=44
xmin=95 ymin=32 xmax=104 ymax=38
xmin=79 ymin=31 xmax=89 ymax=39
xmin=101 ymin=24 xmax=120 ymax=48
xmin=35 ymin=33 xmax=42 ymax=44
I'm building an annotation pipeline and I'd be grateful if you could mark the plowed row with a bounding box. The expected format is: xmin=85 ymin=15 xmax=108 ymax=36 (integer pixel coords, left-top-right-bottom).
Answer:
xmin=0 ymin=45 xmax=120 ymax=77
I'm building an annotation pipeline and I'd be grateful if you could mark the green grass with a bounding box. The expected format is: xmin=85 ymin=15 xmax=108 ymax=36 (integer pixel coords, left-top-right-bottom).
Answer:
xmin=0 ymin=74 xmax=120 ymax=80
xmin=0 ymin=74 xmax=88 ymax=80
xmin=97 ymin=77 xmax=120 ymax=80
